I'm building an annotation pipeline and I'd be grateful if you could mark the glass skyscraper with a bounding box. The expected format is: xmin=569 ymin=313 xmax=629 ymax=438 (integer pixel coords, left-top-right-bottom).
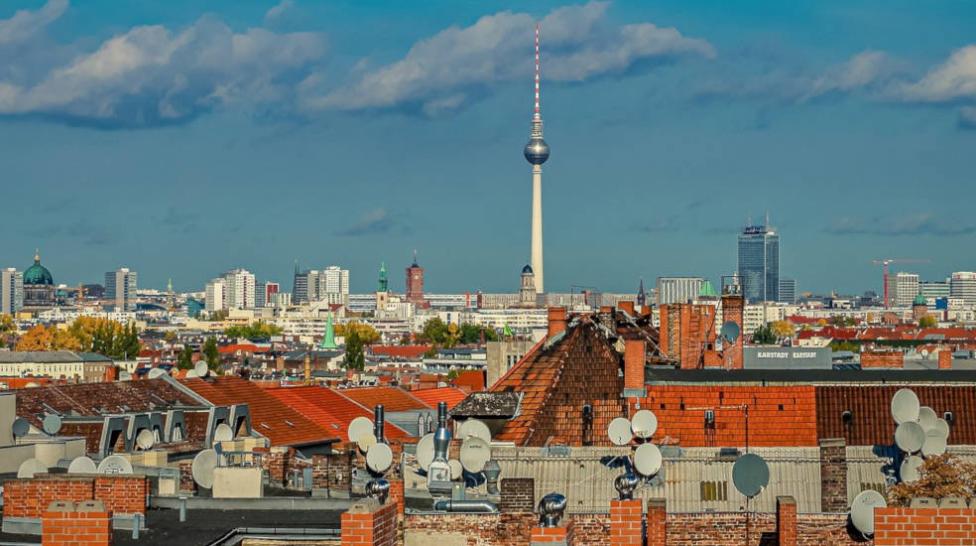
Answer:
xmin=737 ymin=222 xmax=779 ymax=303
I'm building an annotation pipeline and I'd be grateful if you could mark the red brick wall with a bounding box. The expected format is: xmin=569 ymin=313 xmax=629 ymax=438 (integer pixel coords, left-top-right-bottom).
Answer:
xmin=647 ymin=499 xmax=666 ymax=546
xmin=3 ymin=475 xmax=146 ymax=520
xmin=341 ymin=500 xmax=397 ymax=546
xmin=623 ymin=339 xmax=646 ymax=394
xmin=777 ymin=497 xmax=797 ymax=546
xmin=404 ymin=513 xmax=536 ymax=546
xmin=610 ymin=499 xmax=643 ymax=546
xmin=531 ymin=522 xmax=573 ymax=543
xmin=875 ymin=507 xmax=976 ymax=545
xmin=41 ymin=500 xmax=112 ymax=546
xmin=659 ymin=304 xmax=718 ymax=370
xmin=860 ymin=351 xmax=904 ymax=369
xmin=939 ymin=349 xmax=953 ymax=369
xmin=500 ymin=478 xmax=535 ymax=513
xmin=721 ymin=295 xmax=744 ymax=370
xmin=93 ymin=476 xmax=147 ymax=516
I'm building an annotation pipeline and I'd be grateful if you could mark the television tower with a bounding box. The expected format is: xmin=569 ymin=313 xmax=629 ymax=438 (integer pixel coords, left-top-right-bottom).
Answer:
xmin=524 ymin=23 xmax=549 ymax=294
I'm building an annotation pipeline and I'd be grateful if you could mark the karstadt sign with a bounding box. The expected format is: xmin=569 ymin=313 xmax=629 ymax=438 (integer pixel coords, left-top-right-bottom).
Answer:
xmin=744 ymin=347 xmax=832 ymax=369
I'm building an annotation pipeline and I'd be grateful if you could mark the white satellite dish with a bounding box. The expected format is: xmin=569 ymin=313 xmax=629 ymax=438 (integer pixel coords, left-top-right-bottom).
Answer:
xmin=631 ymin=410 xmax=658 ymax=439
xmin=922 ymin=429 xmax=948 ymax=457
xmin=194 ymin=361 xmax=209 ymax=378
xmin=17 ymin=458 xmax=47 ymax=478
xmin=185 ymin=369 xmax=198 ymax=378
xmin=12 ymin=417 xmax=30 ymax=437
xmin=459 ymin=437 xmax=491 ymax=473
xmin=891 ymin=389 xmax=920 ymax=424
xmin=42 ymin=414 xmax=62 ymax=435
xmin=147 ymin=368 xmax=167 ymax=379
xmin=459 ymin=419 xmax=492 ymax=443
xmin=851 ymin=490 xmax=887 ymax=537
xmin=895 ymin=421 xmax=925 ymax=453
xmin=633 ymin=443 xmax=662 ymax=477
xmin=918 ymin=406 xmax=937 ymax=432
xmin=448 ymin=459 xmax=463 ymax=480
xmin=901 ymin=455 xmax=924 ymax=483
xmin=366 ymin=442 xmax=394 ymax=473
xmin=357 ymin=433 xmax=378 ymax=453
xmin=347 ymin=417 xmax=374 ymax=443
xmin=608 ymin=417 xmax=633 ymax=446
xmin=191 ymin=449 xmax=218 ymax=488
xmin=416 ymin=433 xmax=435 ymax=471
xmin=97 ymin=455 xmax=133 ymax=475
xmin=932 ymin=418 xmax=950 ymax=439
xmin=136 ymin=429 xmax=155 ymax=450
xmin=67 ymin=456 xmax=97 ymax=474
xmin=119 ymin=371 xmax=132 ymax=381
xmin=213 ymin=423 xmax=234 ymax=443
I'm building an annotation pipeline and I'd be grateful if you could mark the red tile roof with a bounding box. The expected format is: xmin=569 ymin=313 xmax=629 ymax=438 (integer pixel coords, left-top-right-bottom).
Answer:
xmin=369 ymin=345 xmax=431 ymax=359
xmin=410 ymin=387 xmax=469 ymax=410
xmin=452 ymin=370 xmax=486 ymax=392
xmin=180 ymin=376 xmax=338 ymax=447
xmin=266 ymin=386 xmax=411 ymax=441
xmin=218 ymin=343 xmax=270 ymax=354
xmin=339 ymin=386 xmax=431 ymax=412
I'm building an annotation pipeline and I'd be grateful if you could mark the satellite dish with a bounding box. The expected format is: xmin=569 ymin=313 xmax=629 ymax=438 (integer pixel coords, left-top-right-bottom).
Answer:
xmin=459 ymin=419 xmax=492 ymax=443
xmin=932 ymin=418 xmax=950 ymax=439
xmin=148 ymin=368 xmax=166 ymax=379
xmin=136 ymin=429 xmax=156 ymax=450
xmin=448 ymin=459 xmax=463 ymax=480
xmin=119 ymin=371 xmax=132 ymax=381
xmin=97 ymin=455 xmax=133 ymax=475
xmin=631 ymin=410 xmax=658 ymax=439
xmin=851 ymin=490 xmax=887 ymax=536
xmin=633 ymin=443 xmax=662 ymax=477
xmin=918 ymin=406 xmax=938 ymax=432
xmin=42 ymin=414 xmax=62 ymax=435
xmin=732 ymin=453 xmax=770 ymax=498
xmin=191 ymin=449 xmax=218 ymax=488
xmin=194 ymin=361 xmax=209 ymax=378
xmin=213 ymin=423 xmax=234 ymax=443
xmin=348 ymin=417 xmax=374 ymax=443
xmin=185 ymin=369 xmax=198 ymax=378
xmin=12 ymin=417 xmax=30 ymax=437
xmin=357 ymin=432 xmax=378 ymax=453
xmin=608 ymin=417 xmax=633 ymax=446
xmin=459 ymin=437 xmax=491 ymax=473
xmin=67 ymin=456 xmax=97 ymax=474
xmin=720 ymin=321 xmax=741 ymax=343
xmin=895 ymin=421 xmax=925 ymax=453
xmin=891 ymin=389 xmax=920 ymax=424
xmin=922 ymin=429 xmax=948 ymax=457
xmin=17 ymin=458 xmax=47 ymax=478
xmin=416 ymin=433 xmax=435 ymax=471
xmin=366 ymin=442 xmax=394 ymax=473
xmin=900 ymin=455 xmax=924 ymax=483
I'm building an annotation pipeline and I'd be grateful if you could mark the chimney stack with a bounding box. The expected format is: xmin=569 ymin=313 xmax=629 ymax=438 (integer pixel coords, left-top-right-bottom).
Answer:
xmin=548 ymin=307 xmax=567 ymax=339
xmin=618 ymin=301 xmax=635 ymax=316
xmin=623 ymin=338 xmax=646 ymax=397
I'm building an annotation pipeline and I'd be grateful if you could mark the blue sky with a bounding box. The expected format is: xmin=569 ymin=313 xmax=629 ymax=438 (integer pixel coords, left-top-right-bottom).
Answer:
xmin=1 ymin=1 xmax=975 ymax=295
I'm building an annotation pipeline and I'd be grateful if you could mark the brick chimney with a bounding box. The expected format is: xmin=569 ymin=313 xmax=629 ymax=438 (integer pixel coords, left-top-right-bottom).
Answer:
xmin=623 ymin=338 xmax=646 ymax=398
xmin=618 ymin=301 xmax=635 ymax=316
xmin=548 ymin=307 xmax=567 ymax=339
xmin=939 ymin=348 xmax=953 ymax=370
xmin=776 ymin=496 xmax=797 ymax=546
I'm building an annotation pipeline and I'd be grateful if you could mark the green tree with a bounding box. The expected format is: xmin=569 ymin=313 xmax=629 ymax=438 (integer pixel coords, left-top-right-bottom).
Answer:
xmin=459 ymin=323 xmax=499 ymax=344
xmin=752 ymin=324 xmax=777 ymax=345
xmin=335 ymin=321 xmax=380 ymax=344
xmin=177 ymin=345 xmax=194 ymax=370
xmin=919 ymin=315 xmax=938 ymax=328
xmin=420 ymin=317 xmax=450 ymax=345
xmin=344 ymin=330 xmax=366 ymax=371
xmin=203 ymin=337 xmax=221 ymax=371
xmin=224 ymin=321 xmax=283 ymax=339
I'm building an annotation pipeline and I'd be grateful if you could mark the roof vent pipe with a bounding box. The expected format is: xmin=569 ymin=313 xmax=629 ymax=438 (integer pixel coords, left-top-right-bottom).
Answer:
xmin=374 ymin=404 xmax=385 ymax=444
xmin=433 ymin=402 xmax=451 ymax=461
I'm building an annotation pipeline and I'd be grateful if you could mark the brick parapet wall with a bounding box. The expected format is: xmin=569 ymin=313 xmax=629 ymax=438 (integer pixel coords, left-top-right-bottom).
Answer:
xmin=777 ymin=497 xmax=797 ymax=546
xmin=41 ymin=500 xmax=112 ymax=546
xmin=3 ymin=475 xmax=146 ymax=520
xmin=861 ymin=351 xmax=904 ymax=369
xmin=874 ymin=506 xmax=976 ymax=545
xmin=500 ymin=478 xmax=535 ymax=513
xmin=93 ymin=476 xmax=147 ymax=516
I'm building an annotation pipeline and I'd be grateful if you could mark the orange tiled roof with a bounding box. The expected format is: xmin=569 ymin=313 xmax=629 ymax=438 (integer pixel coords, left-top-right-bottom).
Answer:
xmin=370 ymin=345 xmax=431 ymax=359
xmin=410 ymin=387 xmax=469 ymax=410
xmin=180 ymin=376 xmax=338 ymax=447
xmin=266 ymin=386 xmax=411 ymax=441
xmin=339 ymin=386 xmax=431 ymax=412
xmin=452 ymin=370 xmax=486 ymax=392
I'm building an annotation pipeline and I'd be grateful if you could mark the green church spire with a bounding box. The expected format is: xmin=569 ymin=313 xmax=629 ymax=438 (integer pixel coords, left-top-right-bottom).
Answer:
xmin=319 ymin=312 xmax=337 ymax=350
xmin=377 ymin=262 xmax=388 ymax=292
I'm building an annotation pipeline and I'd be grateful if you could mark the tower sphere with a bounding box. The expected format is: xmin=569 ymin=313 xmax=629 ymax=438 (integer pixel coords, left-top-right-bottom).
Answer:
xmin=524 ymin=137 xmax=549 ymax=165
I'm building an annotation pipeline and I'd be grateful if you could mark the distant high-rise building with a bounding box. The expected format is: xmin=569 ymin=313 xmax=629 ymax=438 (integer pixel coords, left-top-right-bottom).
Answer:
xmin=292 ymin=261 xmax=308 ymax=304
xmin=920 ymin=280 xmax=950 ymax=302
xmin=656 ymin=277 xmax=705 ymax=306
xmin=405 ymin=252 xmax=426 ymax=307
xmin=223 ymin=269 xmax=256 ymax=310
xmin=205 ymin=278 xmax=225 ymax=312
xmin=104 ymin=268 xmax=137 ymax=311
xmin=255 ymin=281 xmax=280 ymax=308
xmin=886 ymin=272 xmax=920 ymax=308
xmin=737 ymin=219 xmax=779 ymax=303
xmin=317 ymin=266 xmax=350 ymax=305
xmin=950 ymin=272 xmax=976 ymax=306
xmin=1 ymin=268 xmax=23 ymax=315
xmin=524 ymin=24 xmax=549 ymax=294
xmin=778 ymin=278 xmax=797 ymax=304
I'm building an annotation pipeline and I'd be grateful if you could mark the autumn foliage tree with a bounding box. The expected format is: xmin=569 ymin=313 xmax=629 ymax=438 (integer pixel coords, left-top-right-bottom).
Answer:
xmin=15 ymin=317 xmax=139 ymax=359
xmin=15 ymin=324 xmax=81 ymax=351
xmin=888 ymin=454 xmax=976 ymax=506
xmin=335 ymin=321 xmax=380 ymax=345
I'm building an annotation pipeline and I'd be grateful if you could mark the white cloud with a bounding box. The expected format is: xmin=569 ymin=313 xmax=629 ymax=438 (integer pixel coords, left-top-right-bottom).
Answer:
xmin=897 ymin=45 xmax=976 ymax=103
xmin=314 ymin=1 xmax=713 ymax=114
xmin=0 ymin=0 xmax=66 ymax=45
xmin=265 ymin=0 xmax=295 ymax=24
xmin=802 ymin=50 xmax=896 ymax=101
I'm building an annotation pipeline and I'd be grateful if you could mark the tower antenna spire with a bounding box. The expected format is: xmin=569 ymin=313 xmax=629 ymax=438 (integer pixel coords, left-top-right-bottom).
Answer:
xmin=534 ymin=23 xmax=541 ymax=119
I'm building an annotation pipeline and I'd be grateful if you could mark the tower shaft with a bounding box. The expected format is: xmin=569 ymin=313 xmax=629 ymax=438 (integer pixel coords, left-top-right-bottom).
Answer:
xmin=531 ymin=164 xmax=544 ymax=294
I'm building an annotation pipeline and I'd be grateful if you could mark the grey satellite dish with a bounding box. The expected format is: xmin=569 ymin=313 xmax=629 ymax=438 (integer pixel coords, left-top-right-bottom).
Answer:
xmin=191 ymin=449 xmax=218 ymax=489
xmin=448 ymin=459 xmax=463 ymax=480
xmin=459 ymin=419 xmax=492 ymax=443
xmin=895 ymin=421 xmax=925 ymax=453
xmin=366 ymin=442 xmax=393 ymax=473
xmin=12 ymin=417 xmax=30 ymax=438
xmin=119 ymin=371 xmax=132 ymax=381
xmin=97 ymin=455 xmax=133 ymax=475
xmin=459 ymin=437 xmax=491 ymax=473
xmin=416 ymin=433 xmax=435 ymax=471
xmin=732 ymin=453 xmax=770 ymax=498
xmin=194 ymin=361 xmax=209 ymax=378
xmin=67 ymin=456 xmax=97 ymax=474
xmin=891 ymin=389 xmax=920 ymax=424
xmin=932 ymin=418 xmax=950 ymax=439
xmin=42 ymin=414 xmax=62 ymax=435
xmin=213 ymin=423 xmax=234 ymax=443
xmin=631 ymin=410 xmax=658 ymax=439
xmin=136 ymin=429 xmax=155 ymax=450
xmin=900 ymin=455 xmax=924 ymax=483
xmin=347 ymin=416 xmax=374 ymax=443
xmin=17 ymin=458 xmax=47 ymax=478
xmin=918 ymin=406 xmax=937 ymax=432
xmin=633 ymin=443 xmax=662 ymax=477
xmin=851 ymin=489 xmax=887 ymax=537
xmin=147 ymin=368 xmax=166 ymax=379
xmin=922 ymin=429 xmax=948 ymax=457
xmin=608 ymin=417 xmax=633 ymax=446
xmin=719 ymin=321 xmax=741 ymax=343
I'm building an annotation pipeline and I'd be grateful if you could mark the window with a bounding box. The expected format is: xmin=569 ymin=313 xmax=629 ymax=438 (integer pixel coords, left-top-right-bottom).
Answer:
xmin=700 ymin=480 xmax=728 ymax=502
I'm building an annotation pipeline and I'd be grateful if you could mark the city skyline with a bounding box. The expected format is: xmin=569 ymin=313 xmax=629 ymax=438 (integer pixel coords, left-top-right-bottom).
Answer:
xmin=3 ymin=1 xmax=976 ymax=293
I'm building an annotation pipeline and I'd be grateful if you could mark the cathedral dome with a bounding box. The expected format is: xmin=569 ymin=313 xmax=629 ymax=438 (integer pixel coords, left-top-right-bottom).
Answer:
xmin=23 ymin=252 xmax=53 ymax=286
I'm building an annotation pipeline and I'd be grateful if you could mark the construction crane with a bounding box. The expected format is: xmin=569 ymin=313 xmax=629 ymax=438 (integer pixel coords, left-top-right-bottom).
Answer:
xmin=871 ymin=258 xmax=930 ymax=309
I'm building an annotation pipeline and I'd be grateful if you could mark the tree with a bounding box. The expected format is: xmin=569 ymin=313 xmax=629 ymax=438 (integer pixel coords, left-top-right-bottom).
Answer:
xmin=0 ymin=314 xmax=14 ymax=334
xmin=15 ymin=325 xmax=80 ymax=351
xmin=335 ymin=321 xmax=380 ymax=345
xmin=752 ymin=324 xmax=777 ymax=345
xmin=203 ymin=337 xmax=221 ymax=371
xmin=769 ymin=320 xmax=796 ymax=341
xmin=419 ymin=317 xmax=450 ymax=345
xmin=224 ymin=321 xmax=282 ymax=340
xmin=344 ymin=330 xmax=366 ymax=371
xmin=177 ymin=345 xmax=194 ymax=370
xmin=459 ymin=323 xmax=499 ymax=344
xmin=888 ymin=454 xmax=976 ymax=506
xmin=919 ymin=315 xmax=938 ymax=328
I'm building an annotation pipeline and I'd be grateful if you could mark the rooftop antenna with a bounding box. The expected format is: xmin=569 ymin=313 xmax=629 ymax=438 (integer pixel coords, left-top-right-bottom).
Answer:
xmin=850 ymin=490 xmax=887 ymax=538
xmin=534 ymin=23 xmax=541 ymax=120
xmin=191 ymin=449 xmax=218 ymax=489
xmin=97 ymin=455 xmax=134 ymax=475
